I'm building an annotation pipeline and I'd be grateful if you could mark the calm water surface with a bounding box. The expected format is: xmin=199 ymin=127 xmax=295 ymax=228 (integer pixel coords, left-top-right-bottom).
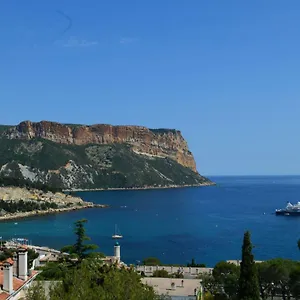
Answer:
xmin=0 ymin=176 xmax=299 ymax=267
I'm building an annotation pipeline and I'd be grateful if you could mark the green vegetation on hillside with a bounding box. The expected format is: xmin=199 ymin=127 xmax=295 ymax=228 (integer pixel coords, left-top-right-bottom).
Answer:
xmin=0 ymin=125 xmax=13 ymax=134
xmin=0 ymin=199 xmax=58 ymax=213
xmin=149 ymin=128 xmax=178 ymax=135
xmin=0 ymin=137 xmax=210 ymax=189
xmin=0 ymin=175 xmax=62 ymax=193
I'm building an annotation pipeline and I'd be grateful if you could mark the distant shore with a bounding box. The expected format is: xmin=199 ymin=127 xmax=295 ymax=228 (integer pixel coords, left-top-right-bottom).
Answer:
xmin=0 ymin=203 xmax=108 ymax=222
xmin=63 ymin=181 xmax=215 ymax=193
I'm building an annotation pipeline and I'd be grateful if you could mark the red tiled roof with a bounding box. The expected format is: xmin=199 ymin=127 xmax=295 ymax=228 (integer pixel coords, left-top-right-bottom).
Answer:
xmin=18 ymin=245 xmax=28 ymax=250
xmin=0 ymin=269 xmax=39 ymax=299
xmin=0 ymin=293 xmax=9 ymax=300
xmin=4 ymin=258 xmax=14 ymax=265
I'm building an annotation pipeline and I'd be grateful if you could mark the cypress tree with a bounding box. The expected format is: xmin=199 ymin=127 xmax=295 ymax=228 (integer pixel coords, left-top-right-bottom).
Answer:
xmin=238 ymin=231 xmax=260 ymax=300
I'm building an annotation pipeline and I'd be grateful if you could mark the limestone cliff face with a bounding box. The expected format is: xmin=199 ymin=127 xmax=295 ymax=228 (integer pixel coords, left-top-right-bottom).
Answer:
xmin=4 ymin=121 xmax=198 ymax=172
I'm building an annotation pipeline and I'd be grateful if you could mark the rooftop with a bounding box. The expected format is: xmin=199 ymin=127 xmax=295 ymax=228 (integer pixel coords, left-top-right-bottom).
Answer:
xmin=0 ymin=270 xmax=39 ymax=300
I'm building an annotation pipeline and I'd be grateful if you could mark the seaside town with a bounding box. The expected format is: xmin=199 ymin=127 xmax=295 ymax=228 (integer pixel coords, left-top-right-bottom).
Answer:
xmin=1 ymin=0 xmax=300 ymax=299
xmin=0 ymin=221 xmax=299 ymax=299
xmin=0 ymin=234 xmax=205 ymax=299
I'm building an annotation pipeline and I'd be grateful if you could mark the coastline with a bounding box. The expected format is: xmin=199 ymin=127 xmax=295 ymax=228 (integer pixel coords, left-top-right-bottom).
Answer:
xmin=64 ymin=181 xmax=216 ymax=193
xmin=0 ymin=203 xmax=108 ymax=222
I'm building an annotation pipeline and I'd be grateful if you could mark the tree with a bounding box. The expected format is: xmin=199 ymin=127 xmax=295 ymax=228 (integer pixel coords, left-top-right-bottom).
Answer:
xmin=298 ymin=239 xmax=300 ymax=251
xmin=289 ymin=266 xmax=300 ymax=299
xmin=238 ymin=231 xmax=260 ymax=300
xmin=26 ymin=281 xmax=47 ymax=300
xmin=153 ymin=269 xmax=169 ymax=278
xmin=260 ymin=258 xmax=297 ymax=300
xmin=61 ymin=219 xmax=98 ymax=260
xmin=187 ymin=258 xmax=206 ymax=268
xmin=213 ymin=261 xmax=240 ymax=299
xmin=143 ymin=257 xmax=162 ymax=266
xmin=201 ymin=274 xmax=220 ymax=296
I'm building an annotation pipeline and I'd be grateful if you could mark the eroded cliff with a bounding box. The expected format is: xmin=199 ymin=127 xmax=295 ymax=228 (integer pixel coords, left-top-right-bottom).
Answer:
xmin=0 ymin=121 xmax=213 ymax=190
xmin=4 ymin=121 xmax=197 ymax=172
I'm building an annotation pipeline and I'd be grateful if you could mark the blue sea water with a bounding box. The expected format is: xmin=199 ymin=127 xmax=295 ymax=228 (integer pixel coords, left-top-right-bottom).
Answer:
xmin=0 ymin=176 xmax=300 ymax=267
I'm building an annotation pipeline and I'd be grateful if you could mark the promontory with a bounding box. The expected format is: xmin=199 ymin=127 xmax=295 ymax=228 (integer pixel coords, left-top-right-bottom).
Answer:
xmin=0 ymin=121 xmax=213 ymax=190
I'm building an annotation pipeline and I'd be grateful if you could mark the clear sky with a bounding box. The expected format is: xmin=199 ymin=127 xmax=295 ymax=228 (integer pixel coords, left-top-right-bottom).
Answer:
xmin=0 ymin=1 xmax=299 ymax=176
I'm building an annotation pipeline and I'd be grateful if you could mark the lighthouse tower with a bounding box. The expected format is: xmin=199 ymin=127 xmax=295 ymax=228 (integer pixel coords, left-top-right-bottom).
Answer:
xmin=114 ymin=241 xmax=121 ymax=263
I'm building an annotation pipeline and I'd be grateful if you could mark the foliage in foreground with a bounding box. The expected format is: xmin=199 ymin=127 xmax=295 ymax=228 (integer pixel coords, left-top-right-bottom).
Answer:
xmin=28 ymin=218 xmax=165 ymax=299
xmin=27 ymin=261 xmax=163 ymax=300
xmin=202 ymin=258 xmax=300 ymax=300
xmin=200 ymin=233 xmax=300 ymax=300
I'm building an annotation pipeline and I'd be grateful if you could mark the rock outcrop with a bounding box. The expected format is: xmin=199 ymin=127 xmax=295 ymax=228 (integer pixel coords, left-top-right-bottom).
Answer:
xmin=3 ymin=121 xmax=197 ymax=172
xmin=0 ymin=120 xmax=213 ymax=189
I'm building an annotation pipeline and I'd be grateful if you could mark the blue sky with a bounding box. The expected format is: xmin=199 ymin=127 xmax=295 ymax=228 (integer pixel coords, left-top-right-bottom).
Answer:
xmin=0 ymin=0 xmax=300 ymax=176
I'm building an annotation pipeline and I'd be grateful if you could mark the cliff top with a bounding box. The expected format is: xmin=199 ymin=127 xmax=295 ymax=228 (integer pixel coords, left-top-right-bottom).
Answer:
xmin=0 ymin=121 xmax=179 ymax=135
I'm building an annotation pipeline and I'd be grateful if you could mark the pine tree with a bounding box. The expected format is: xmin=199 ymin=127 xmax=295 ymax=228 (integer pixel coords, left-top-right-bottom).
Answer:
xmin=61 ymin=219 xmax=98 ymax=260
xmin=238 ymin=231 xmax=260 ymax=300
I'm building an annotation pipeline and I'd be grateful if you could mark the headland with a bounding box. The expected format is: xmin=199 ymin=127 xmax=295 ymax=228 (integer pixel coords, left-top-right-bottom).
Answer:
xmin=0 ymin=186 xmax=108 ymax=222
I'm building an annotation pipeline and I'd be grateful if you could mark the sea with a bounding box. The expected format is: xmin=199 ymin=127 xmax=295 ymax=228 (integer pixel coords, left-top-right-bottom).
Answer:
xmin=0 ymin=176 xmax=299 ymax=267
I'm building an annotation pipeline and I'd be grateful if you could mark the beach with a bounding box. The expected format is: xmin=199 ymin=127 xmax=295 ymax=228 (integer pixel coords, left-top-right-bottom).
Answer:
xmin=0 ymin=203 xmax=108 ymax=222
xmin=64 ymin=181 xmax=215 ymax=192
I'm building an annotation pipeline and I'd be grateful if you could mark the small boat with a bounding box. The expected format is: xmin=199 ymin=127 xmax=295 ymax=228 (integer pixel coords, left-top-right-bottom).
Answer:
xmin=112 ymin=224 xmax=123 ymax=239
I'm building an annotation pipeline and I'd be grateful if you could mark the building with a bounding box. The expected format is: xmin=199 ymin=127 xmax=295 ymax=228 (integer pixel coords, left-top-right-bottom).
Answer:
xmin=0 ymin=246 xmax=39 ymax=299
xmin=226 ymin=260 xmax=263 ymax=266
xmin=135 ymin=265 xmax=213 ymax=278
xmin=102 ymin=241 xmax=126 ymax=267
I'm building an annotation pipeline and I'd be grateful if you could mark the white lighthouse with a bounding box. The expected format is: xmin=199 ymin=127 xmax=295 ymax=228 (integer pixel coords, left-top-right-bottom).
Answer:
xmin=114 ymin=241 xmax=121 ymax=263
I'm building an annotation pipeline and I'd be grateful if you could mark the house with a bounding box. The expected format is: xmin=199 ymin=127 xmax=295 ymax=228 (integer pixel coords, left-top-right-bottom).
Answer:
xmin=0 ymin=246 xmax=39 ymax=299
xmin=37 ymin=253 xmax=59 ymax=266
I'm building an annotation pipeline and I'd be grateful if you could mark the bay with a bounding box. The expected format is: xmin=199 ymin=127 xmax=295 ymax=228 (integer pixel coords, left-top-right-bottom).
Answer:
xmin=0 ymin=176 xmax=299 ymax=267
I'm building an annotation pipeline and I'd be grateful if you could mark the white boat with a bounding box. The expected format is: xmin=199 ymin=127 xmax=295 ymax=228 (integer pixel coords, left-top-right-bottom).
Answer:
xmin=276 ymin=201 xmax=300 ymax=216
xmin=112 ymin=224 xmax=123 ymax=239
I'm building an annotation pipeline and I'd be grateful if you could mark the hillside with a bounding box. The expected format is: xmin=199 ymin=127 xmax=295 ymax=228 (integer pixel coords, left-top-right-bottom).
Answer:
xmin=0 ymin=185 xmax=106 ymax=221
xmin=0 ymin=121 xmax=213 ymax=190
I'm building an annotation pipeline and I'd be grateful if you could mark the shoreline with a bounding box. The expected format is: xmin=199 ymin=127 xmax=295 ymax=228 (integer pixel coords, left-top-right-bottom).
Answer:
xmin=0 ymin=203 xmax=108 ymax=222
xmin=64 ymin=181 xmax=216 ymax=193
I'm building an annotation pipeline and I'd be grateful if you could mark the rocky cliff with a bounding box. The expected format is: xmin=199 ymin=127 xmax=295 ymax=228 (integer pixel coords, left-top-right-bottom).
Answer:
xmin=0 ymin=121 xmax=213 ymax=190
xmin=4 ymin=121 xmax=197 ymax=172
